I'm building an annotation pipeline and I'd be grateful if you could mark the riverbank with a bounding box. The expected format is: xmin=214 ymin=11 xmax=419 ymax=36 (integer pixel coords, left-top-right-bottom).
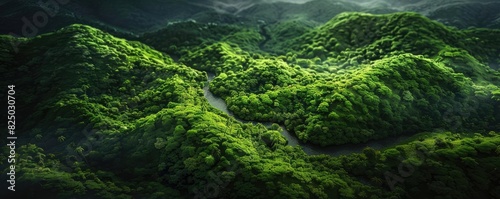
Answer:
xmin=203 ymin=73 xmax=413 ymax=156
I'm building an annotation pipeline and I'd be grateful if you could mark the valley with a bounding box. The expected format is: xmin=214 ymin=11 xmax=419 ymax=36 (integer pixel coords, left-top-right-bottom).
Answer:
xmin=0 ymin=1 xmax=499 ymax=198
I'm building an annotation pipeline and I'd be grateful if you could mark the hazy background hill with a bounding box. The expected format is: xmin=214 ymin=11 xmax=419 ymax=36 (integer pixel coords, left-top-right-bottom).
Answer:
xmin=1 ymin=0 xmax=499 ymax=37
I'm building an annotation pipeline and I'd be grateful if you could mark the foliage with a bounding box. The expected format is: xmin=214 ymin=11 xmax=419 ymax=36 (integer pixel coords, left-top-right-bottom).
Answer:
xmin=335 ymin=131 xmax=500 ymax=199
xmin=1 ymin=11 xmax=499 ymax=199
xmin=0 ymin=23 xmax=392 ymax=199
xmin=177 ymin=12 xmax=500 ymax=146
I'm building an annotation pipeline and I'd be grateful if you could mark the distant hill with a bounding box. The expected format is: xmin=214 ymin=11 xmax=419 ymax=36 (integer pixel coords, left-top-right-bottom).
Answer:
xmin=426 ymin=1 xmax=500 ymax=29
xmin=1 ymin=0 xmax=499 ymax=38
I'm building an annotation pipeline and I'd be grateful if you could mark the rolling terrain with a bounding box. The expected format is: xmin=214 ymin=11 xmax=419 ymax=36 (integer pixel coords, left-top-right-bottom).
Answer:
xmin=0 ymin=5 xmax=499 ymax=199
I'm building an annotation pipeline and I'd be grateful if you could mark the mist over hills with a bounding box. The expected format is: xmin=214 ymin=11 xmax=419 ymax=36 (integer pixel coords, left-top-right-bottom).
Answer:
xmin=1 ymin=0 xmax=499 ymax=36
xmin=1 ymin=0 xmax=500 ymax=198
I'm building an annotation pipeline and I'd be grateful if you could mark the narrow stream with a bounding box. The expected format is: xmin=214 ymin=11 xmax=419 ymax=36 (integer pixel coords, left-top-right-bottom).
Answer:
xmin=204 ymin=73 xmax=411 ymax=156
xmin=258 ymin=24 xmax=271 ymax=50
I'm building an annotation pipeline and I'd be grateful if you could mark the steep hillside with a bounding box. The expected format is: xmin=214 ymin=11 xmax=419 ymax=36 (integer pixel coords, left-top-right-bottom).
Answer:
xmin=139 ymin=21 xmax=263 ymax=58
xmin=285 ymin=12 xmax=500 ymax=71
xmin=182 ymin=12 xmax=500 ymax=146
xmin=0 ymin=24 xmax=395 ymax=199
xmin=1 ymin=10 xmax=500 ymax=199
xmin=336 ymin=131 xmax=500 ymax=199
xmin=262 ymin=19 xmax=316 ymax=53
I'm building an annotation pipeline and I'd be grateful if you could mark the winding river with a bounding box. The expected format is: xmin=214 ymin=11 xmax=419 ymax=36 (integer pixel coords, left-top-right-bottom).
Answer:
xmin=258 ymin=24 xmax=271 ymax=50
xmin=204 ymin=74 xmax=411 ymax=156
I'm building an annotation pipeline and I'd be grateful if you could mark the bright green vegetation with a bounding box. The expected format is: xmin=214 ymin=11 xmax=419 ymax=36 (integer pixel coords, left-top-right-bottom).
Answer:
xmin=287 ymin=12 xmax=500 ymax=72
xmin=0 ymin=24 xmax=391 ymax=199
xmin=182 ymin=12 xmax=500 ymax=146
xmin=1 ymin=11 xmax=499 ymax=199
xmin=336 ymin=131 xmax=500 ymax=199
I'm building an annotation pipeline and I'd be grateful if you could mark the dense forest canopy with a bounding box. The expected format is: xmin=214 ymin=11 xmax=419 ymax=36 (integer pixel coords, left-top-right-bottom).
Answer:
xmin=0 ymin=2 xmax=499 ymax=199
xmin=180 ymin=12 xmax=500 ymax=146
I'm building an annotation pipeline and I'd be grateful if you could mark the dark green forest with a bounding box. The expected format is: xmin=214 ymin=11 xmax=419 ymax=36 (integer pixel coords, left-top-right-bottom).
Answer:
xmin=0 ymin=8 xmax=499 ymax=199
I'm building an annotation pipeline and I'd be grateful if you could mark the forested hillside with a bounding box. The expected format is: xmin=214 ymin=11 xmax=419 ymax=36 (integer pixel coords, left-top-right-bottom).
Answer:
xmin=0 ymin=11 xmax=499 ymax=199
xmin=0 ymin=23 xmax=392 ymax=199
xmin=181 ymin=12 xmax=500 ymax=146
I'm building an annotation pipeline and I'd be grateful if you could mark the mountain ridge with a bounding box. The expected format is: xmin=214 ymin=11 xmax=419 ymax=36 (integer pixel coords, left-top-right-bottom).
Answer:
xmin=2 ymin=0 xmax=499 ymax=37
xmin=0 ymin=22 xmax=392 ymax=199
xmin=0 ymin=9 xmax=499 ymax=199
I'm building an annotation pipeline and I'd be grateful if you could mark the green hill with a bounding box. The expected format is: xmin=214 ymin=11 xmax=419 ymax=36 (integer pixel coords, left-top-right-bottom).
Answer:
xmin=139 ymin=21 xmax=263 ymax=58
xmin=0 ymin=24 xmax=393 ymax=199
xmin=2 ymin=0 xmax=499 ymax=37
xmin=183 ymin=12 xmax=500 ymax=146
xmin=1 ymin=11 xmax=499 ymax=199
xmin=285 ymin=12 xmax=499 ymax=71
xmin=337 ymin=131 xmax=500 ymax=199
